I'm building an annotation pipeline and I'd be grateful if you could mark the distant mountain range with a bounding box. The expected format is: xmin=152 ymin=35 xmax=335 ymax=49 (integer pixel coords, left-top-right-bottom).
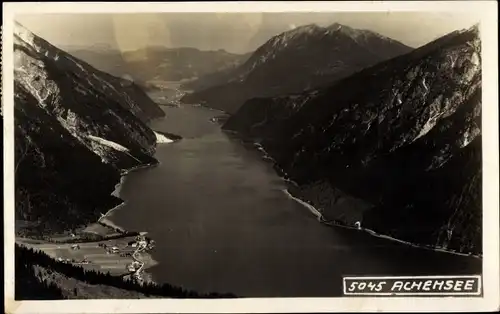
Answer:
xmin=223 ymin=24 xmax=482 ymax=255
xmin=181 ymin=23 xmax=413 ymax=113
xmin=65 ymin=45 xmax=251 ymax=84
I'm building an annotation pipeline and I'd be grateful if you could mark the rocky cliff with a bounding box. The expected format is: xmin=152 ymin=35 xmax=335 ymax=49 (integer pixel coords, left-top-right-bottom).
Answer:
xmin=182 ymin=23 xmax=412 ymax=113
xmin=223 ymin=25 xmax=482 ymax=254
xmin=12 ymin=22 xmax=165 ymax=236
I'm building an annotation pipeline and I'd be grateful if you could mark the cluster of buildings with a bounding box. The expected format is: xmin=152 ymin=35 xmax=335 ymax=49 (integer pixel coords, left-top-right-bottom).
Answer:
xmin=92 ymin=234 xmax=155 ymax=283
xmin=98 ymin=242 xmax=121 ymax=254
xmin=125 ymin=234 xmax=156 ymax=284
xmin=128 ymin=234 xmax=155 ymax=251
xmin=134 ymin=235 xmax=149 ymax=248
xmin=127 ymin=260 xmax=142 ymax=273
xmin=56 ymin=257 xmax=89 ymax=265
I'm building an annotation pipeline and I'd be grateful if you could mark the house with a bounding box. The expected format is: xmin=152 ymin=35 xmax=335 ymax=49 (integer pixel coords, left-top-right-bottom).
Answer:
xmin=127 ymin=263 xmax=136 ymax=272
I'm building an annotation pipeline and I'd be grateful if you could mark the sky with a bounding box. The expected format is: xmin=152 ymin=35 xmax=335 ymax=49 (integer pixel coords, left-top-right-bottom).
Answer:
xmin=16 ymin=12 xmax=480 ymax=54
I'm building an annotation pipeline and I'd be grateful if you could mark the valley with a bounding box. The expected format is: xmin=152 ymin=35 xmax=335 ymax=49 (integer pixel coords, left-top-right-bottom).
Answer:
xmin=10 ymin=17 xmax=484 ymax=300
xmin=104 ymin=95 xmax=481 ymax=297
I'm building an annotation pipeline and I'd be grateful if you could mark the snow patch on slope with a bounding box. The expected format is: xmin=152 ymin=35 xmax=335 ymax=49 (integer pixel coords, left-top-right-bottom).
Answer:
xmin=87 ymin=135 xmax=130 ymax=152
xmin=154 ymin=132 xmax=173 ymax=144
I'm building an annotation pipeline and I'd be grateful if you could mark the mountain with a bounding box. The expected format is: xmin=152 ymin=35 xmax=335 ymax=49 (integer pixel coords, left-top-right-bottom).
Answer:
xmin=12 ymin=22 xmax=165 ymax=237
xmin=180 ymin=51 xmax=253 ymax=91
xmin=181 ymin=23 xmax=413 ymax=113
xmin=67 ymin=46 xmax=250 ymax=84
xmin=223 ymin=25 xmax=482 ymax=254
xmin=61 ymin=48 xmax=131 ymax=79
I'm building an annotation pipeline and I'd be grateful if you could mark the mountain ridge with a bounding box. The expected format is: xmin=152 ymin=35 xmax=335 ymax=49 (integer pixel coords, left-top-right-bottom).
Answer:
xmin=66 ymin=45 xmax=251 ymax=84
xmin=181 ymin=22 xmax=413 ymax=113
xmin=223 ymin=24 xmax=482 ymax=254
xmin=13 ymin=22 xmax=165 ymax=236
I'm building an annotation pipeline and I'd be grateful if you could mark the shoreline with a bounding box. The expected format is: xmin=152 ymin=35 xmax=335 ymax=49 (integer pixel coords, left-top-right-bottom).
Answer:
xmin=93 ymin=161 xmax=159 ymax=284
xmin=283 ymin=186 xmax=482 ymax=259
xmin=104 ymin=125 xmax=181 ymax=229
xmin=97 ymin=135 xmax=179 ymax=282
xmin=16 ymin=135 xmax=174 ymax=284
xmin=242 ymin=137 xmax=483 ymax=260
xmin=282 ymin=189 xmax=322 ymax=221
xmin=100 ymin=161 xmax=160 ymax=232
xmin=191 ymin=102 xmax=228 ymax=114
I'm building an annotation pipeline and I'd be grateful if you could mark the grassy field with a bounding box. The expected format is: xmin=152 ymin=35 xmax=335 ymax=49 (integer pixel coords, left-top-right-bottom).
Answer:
xmin=82 ymin=222 xmax=121 ymax=237
xmin=17 ymin=236 xmax=158 ymax=277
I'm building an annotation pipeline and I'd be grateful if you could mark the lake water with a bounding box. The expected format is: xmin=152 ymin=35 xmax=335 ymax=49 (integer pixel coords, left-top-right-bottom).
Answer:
xmin=108 ymin=89 xmax=481 ymax=297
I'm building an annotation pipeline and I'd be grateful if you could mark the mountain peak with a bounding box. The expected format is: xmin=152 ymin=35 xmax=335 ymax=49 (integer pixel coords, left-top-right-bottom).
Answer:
xmin=326 ymin=22 xmax=394 ymax=42
xmin=222 ymin=24 xmax=482 ymax=255
xmin=182 ymin=21 xmax=413 ymax=114
xmin=14 ymin=21 xmax=35 ymax=44
xmin=14 ymin=21 xmax=45 ymax=60
xmin=327 ymin=22 xmax=360 ymax=37
xmin=466 ymin=23 xmax=480 ymax=35
xmin=326 ymin=22 xmax=349 ymax=31
xmin=284 ymin=23 xmax=322 ymax=36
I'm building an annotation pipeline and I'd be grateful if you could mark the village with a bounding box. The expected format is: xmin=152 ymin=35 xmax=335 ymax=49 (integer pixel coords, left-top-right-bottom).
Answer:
xmin=92 ymin=233 xmax=156 ymax=283
xmin=18 ymin=231 xmax=157 ymax=285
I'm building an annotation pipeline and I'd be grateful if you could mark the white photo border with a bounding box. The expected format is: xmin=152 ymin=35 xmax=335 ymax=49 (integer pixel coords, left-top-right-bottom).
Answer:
xmin=3 ymin=1 xmax=499 ymax=313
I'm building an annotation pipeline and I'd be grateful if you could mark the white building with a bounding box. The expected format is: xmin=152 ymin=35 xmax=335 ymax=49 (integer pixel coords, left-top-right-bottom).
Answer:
xmin=127 ymin=264 xmax=136 ymax=272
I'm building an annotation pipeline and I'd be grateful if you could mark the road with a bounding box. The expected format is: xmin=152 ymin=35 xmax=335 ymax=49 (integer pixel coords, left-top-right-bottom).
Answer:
xmin=131 ymin=242 xmax=147 ymax=281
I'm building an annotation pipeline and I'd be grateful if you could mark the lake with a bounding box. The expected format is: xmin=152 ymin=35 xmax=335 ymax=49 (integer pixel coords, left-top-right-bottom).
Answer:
xmin=107 ymin=88 xmax=481 ymax=297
